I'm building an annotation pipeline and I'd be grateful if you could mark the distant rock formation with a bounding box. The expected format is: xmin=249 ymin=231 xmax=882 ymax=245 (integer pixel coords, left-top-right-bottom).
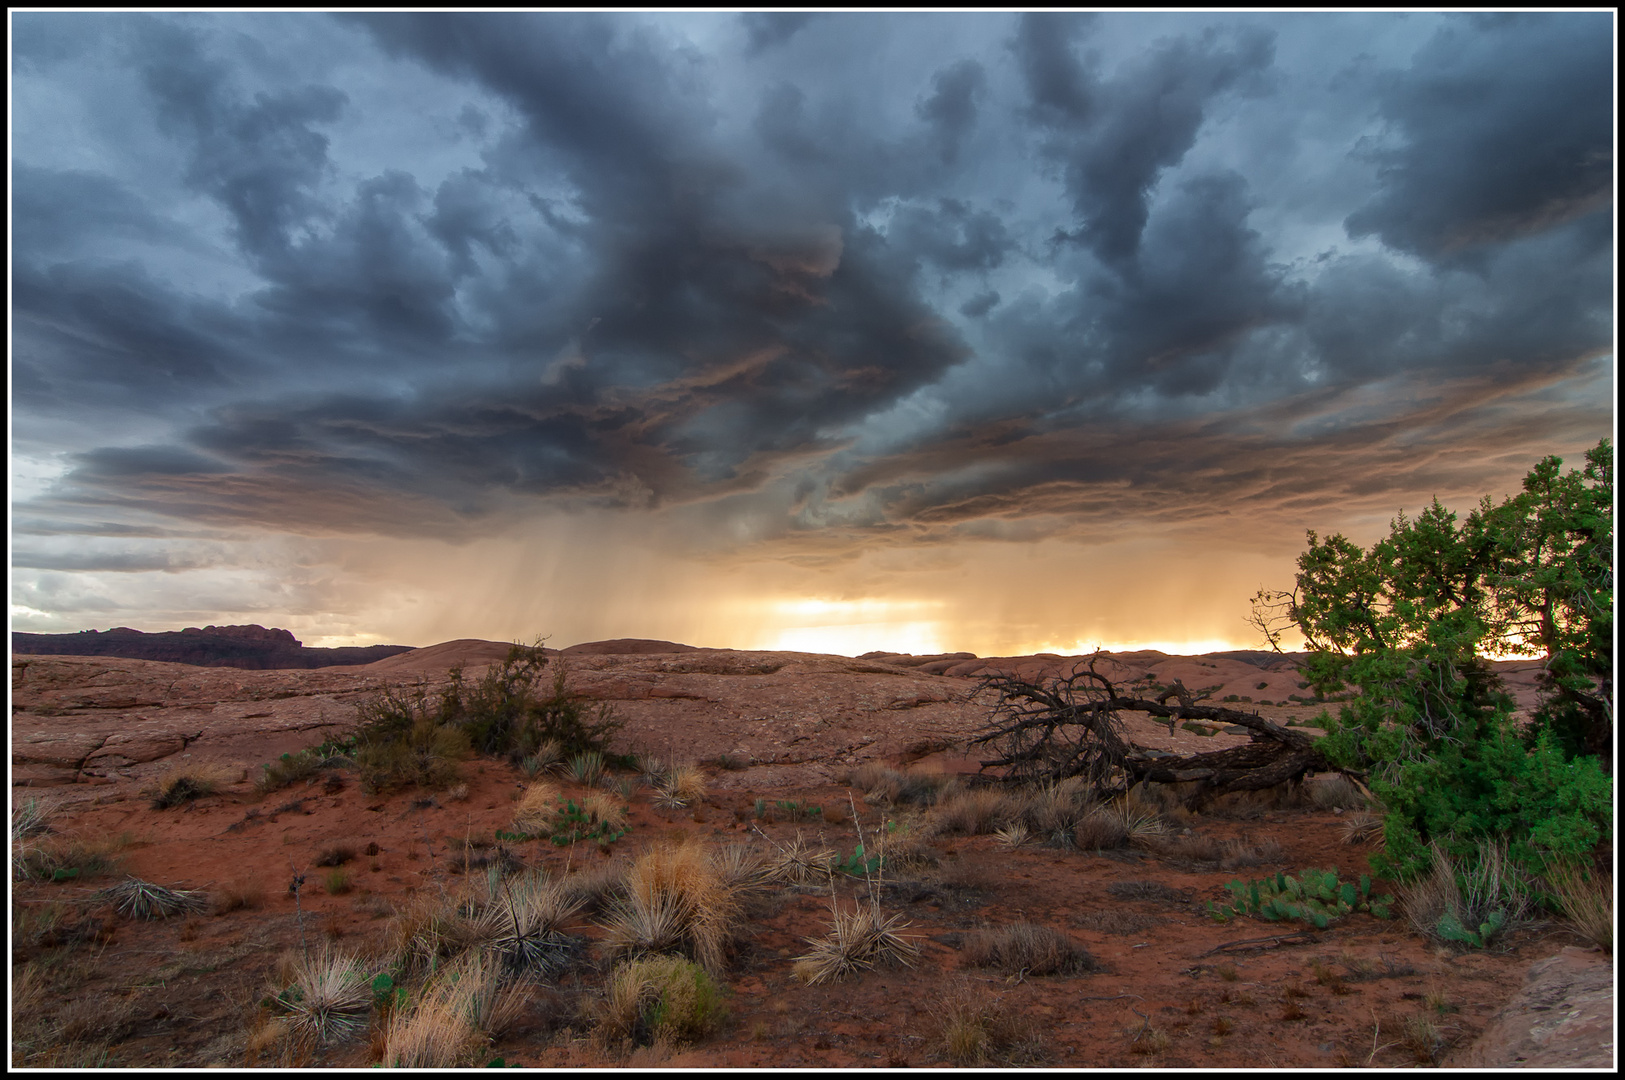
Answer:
xmin=11 ymin=625 xmax=414 ymax=670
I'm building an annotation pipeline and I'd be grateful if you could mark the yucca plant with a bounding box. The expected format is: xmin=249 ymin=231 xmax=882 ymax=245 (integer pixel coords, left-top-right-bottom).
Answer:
xmin=792 ymin=900 xmax=921 ymax=985
xmin=280 ymin=947 xmax=373 ymax=1045
xmin=98 ymin=877 xmax=209 ymax=920
xmin=478 ymin=872 xmax=584 ymax=979
xmin=761 ymin=831 xmax=838 ymax=885
xmin=567 ymin=750 xmax=606 ymax=787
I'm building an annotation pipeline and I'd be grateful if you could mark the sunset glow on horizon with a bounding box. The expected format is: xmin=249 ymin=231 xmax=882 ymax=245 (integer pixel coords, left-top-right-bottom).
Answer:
xmin=11 ymin=13 xmax=1612 ymax=657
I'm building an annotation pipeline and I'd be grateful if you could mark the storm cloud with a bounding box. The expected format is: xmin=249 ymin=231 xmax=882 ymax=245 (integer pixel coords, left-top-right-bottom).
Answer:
xmin=11 ymin=12 xmax=1613 ymax=652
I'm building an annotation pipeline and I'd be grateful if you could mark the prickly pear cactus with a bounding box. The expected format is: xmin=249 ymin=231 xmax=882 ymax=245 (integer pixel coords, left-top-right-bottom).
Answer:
xmin=1208 ymin=866 xmax=1393 ymax=928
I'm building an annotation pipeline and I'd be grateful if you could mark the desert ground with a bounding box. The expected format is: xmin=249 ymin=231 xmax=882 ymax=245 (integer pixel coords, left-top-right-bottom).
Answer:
xmin=10 ymin=639 xmax=1612 ymax=1068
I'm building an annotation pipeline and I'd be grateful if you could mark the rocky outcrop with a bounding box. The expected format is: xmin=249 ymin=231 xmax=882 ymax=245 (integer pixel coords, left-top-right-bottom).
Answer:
xmin=12 ymin=625 xmax=415 ymax=669
xmin=1447 ymin=946 xmax=1614 ymax=1069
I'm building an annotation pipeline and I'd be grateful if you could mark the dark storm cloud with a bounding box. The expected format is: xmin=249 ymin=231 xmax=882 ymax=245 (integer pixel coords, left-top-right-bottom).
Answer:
xmin=138 ymin=17 xmax=348 ymax=261
xmin=740 ymin=12 xmax=819 ymax=55
xmin=11 ymin=11 xmax=1613 ymax=558
xmin=917 ymin=59 xmax=986 ymax=166
xmin=1017 ymin=14 xmax=1275 ymax=264
xmin=1344 ymin=13 xmax=1613 ymax=259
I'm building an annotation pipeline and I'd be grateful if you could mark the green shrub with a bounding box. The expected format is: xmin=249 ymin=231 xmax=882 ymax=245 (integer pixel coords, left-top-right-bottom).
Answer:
xmin=356 ymin=716 xmax=470 ymax=795
xmin=600 ymin=955 xmax=727 ymax=1046
xmin=1259 ymin=441 xmax=1613 ymax=885
xmin=256 ymin=750 xmax=325 ymax=795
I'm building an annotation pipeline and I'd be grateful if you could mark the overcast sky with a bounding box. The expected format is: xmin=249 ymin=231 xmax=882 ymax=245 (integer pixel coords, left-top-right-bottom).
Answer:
xmin=10 ymin=11 xmax=1615 ymax=655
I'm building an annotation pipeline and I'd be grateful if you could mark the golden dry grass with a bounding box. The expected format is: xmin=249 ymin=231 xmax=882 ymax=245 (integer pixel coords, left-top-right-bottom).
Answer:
xmin=963 ymin=921 xmax=1096 ymax=976
xmin=600 ymin=837 xmax=739 ymax=975
xmin=1544 ymin=860 xmax=1612 ymax=953
xmin=512 ymin=781 xmax=563 ymax=835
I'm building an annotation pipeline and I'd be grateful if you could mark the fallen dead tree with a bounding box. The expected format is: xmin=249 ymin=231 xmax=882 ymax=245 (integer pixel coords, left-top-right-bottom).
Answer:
xmin=966 ymin=653 xmax=1340 ymax=808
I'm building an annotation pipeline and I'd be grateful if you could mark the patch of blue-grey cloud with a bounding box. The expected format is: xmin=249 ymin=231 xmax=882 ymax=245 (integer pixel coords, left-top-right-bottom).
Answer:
xmin=11 ymin=10 xmax=1613 ymax=576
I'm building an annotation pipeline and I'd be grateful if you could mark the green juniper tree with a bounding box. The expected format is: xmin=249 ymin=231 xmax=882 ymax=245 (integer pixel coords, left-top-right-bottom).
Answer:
xmin=1251 ymin=439 xmax=1612 ymax=881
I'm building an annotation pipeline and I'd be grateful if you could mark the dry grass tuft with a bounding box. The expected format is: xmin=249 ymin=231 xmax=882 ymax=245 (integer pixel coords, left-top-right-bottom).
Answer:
xmin=652 ymin=763 xmax=708 ymax=809
xmin=512 ymin=780 xmax=563 ymax=834
xmin=315 ymin=844 xmax=357 ymax=867
xmin=792 ymin=900 xmax=921 ymax=985
xmin=1308 ymin=772 xmax=1367 ymax=811
xmin=386 ymin=888 xmax=480 ymax=973
xmin=928 ymin=787 xmax=1016 ymax=836
xmin=1072 ymin=807 xmax=1130 ymax=850
xmin=212 ymin=878 xmax=267 ymax=914
xmin=577 ymin=791 xmax=629 ymax=833
xmin=560 ymin=856 xmax=629 ymax=914
xmin=1543 ymin=859 xmax=1612 ymax=953
xmin=601 ymin=837 xmax=739 ymax=975
xmin=935 ymin=982 xmax=1043 ymax=1065
xmin=379 ymin=965 xmax=486 ymax=1068
xmin=963 ymin=921 xmax=1096 ymax=976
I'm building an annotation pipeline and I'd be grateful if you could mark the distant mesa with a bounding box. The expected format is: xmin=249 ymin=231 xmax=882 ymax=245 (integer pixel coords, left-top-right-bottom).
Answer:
xmin=560 ymin=638 xmax=702 ymax=655
xmin=11 ymin=625 xmax=415 ymax=670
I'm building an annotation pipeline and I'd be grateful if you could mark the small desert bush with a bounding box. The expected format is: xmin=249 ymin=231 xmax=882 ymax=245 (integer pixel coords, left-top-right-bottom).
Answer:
xmin=1308 ymin=772 xmax=1367 ymax=811
xmin=601 ymin=837 xmax=739 ymax=975
xmin=597 ymin=954 xmax=728 ymax=1047
xmin=792 ymin=900 xmax=920 ymax=985
xmin=149 ymin=762 xmax=238 ymax=809
xmin=256 ymin=750 xmax=325 ymax=795
xmin=1072 ymin=807 xmax=1130 ymax=851
xmin=356 ymin=716 xmax=470 ymax=795
xmin=15 ymin=831 xmax=127 ymax=884
xmin=849 ymin=764 xmax=957 ymax=807
xmin=928 ymin=787 xmax=1016 ymax=836
xmin=935 ymin=982 xmax=1042 ymax=1066
xmin=212 ymin=878 xmax=267 ymax=914
xmin=315 ymin=844 xmax=357 ymax=868
xmin=324 ymin=869 xmax=353 ymax=895
xmin=1542 ymin=859 xmax=1611 ymax=953
xmin=964 ymin=922 xmax=1096 ymax=976
xmin=512 ymin=780 xmax=564 ymax=835
xmin=278 ymin=946 xmax=373 ymax=1045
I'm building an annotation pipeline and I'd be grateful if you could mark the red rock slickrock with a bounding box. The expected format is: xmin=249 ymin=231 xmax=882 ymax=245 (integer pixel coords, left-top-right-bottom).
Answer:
xmin=9 ymin=640 xmax=1604 ymax=1069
